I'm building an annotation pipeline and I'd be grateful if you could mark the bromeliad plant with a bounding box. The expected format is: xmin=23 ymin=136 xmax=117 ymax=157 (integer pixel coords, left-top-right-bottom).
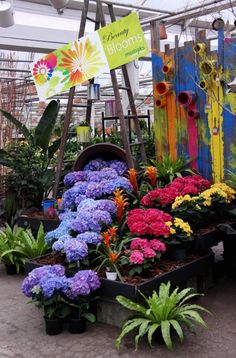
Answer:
xmin=115 ymin=281 xmax=210 ymax=351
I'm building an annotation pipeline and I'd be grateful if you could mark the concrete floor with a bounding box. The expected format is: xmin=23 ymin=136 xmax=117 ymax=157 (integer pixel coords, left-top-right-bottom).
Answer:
xmin=0 ymin=260 xmax=236 ymax=358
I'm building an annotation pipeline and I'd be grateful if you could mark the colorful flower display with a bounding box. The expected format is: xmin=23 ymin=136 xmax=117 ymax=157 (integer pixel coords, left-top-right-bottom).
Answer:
xmin=141 ymin=175 xmax=210 ymax=208
xmin=127 ymin=208 xmax=172 ymax=237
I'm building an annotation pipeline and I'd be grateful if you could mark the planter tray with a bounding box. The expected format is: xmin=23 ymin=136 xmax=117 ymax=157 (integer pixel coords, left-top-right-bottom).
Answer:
xmin=98 ymin=252 xmax=214 ymax=302
xmin=17 ymin=216 xmax=60 ymax=233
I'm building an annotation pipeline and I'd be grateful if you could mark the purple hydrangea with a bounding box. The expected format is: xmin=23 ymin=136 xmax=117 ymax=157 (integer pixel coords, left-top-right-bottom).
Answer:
xmin=76 ymin=232 xmax=102 ymax=245
xmin=86 ymin=168 xmax=118 ymax=183
xmin=74 ymin=195 xmax=87 ymax=207
xmin=62 ymin=183 xmax=89 ymax=209
xmin=22 ymin=265 xmax=66 ymax=298
xmin=77 ymin=198 xmax=116 ymax=214
xmin=83 ymin=158 xmax=107 ymax=171
xmin=85 ymin=182 xmax=103 ymax=199
xmin=64 ymin=239 xmax=88 ymax=263
xmin=70 ymin=209 xmax=112 ymax=233
xmin=66 ymin=270 xmax=100 ymax=298
xmin=64 ymin=171 xmax=88 ymax=187
xmin=58 ymin=210 xmax=77 ymax=222
xmin=107 ymin=160 xmax=127 ymax=175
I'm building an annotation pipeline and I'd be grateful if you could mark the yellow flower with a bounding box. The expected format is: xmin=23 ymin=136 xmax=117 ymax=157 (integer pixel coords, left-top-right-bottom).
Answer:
xmin=170 ymin=228 xmax=176 ymax=234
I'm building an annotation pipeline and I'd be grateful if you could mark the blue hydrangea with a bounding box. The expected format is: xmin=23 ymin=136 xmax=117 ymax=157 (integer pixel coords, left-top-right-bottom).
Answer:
xmin=52 ymin=234 xmax=72 ymax=252
xmin=64 ymin=239 xmax=88 ymax=263
xmin=39 ymin=275 xmax=68 ymax=298
xmin=74 ymin=195 xmax=87 ymax=207
xmin=99 ymin=167 xmax=118 ymax=180
xmin=66 ymin=270 xmax=100 ymax=298
xmin=76 ymin=232 xmax=102 ymax=245
xmin=77 ymin=198 xmax=116 ymax=215
xmin=21 ymin=265 xmax=66 ymax=298
xmin=102 ymin=177 xmax=133 ymax=195
xmin=45 ymin=221 xmax=71 ymax=245
xmin=58 ymin=210 xmax=77 ymax=222
xmin=62 ymin=183 xmax=88 ymax=209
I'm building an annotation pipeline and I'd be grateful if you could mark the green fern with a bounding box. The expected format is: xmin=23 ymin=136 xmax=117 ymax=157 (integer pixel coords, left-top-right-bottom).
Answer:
xmin=115 ymin=281 xmax=210 ymax=351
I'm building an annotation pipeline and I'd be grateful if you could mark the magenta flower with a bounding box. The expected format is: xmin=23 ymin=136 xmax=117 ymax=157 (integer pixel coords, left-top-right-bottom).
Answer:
xmin=129 ymin=250 xmax=144 ymax=264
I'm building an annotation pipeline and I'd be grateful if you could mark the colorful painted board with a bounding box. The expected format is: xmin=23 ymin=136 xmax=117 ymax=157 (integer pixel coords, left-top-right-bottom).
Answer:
xmin=31 ymin=13 xmax=148 ymax=100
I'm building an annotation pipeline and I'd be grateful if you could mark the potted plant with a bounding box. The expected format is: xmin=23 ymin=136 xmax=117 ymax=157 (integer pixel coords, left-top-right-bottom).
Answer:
xmin=121 ymin=237 xmax=166 ymax=276
xmin=0 ymin=224 xmax=28 ymax=274
xmin=163 ymin=218 xmax=194 ymax=261
xmin=22 ymin=265 xmax=69 ymax=335
xmin=0 ymin=100 xmax=61 ymax=222
xmin=115 ymin=281 xmax=210 ymax=351
xmin=64 ymin=269 xmax=101 ymax=334
xmin=94 ymin=227 xmax=129 ymax=281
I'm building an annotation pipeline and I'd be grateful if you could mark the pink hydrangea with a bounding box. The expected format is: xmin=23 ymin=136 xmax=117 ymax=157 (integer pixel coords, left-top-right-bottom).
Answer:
xmin=150 ymin=239 xmax=166 ymax=253
xmin=130 ymin=238 xmax=149 ymax=250
xmin=129 ymin=250 xmax=144 ymax=264
xmin=142 ymin=247 xmax=156 ymax=259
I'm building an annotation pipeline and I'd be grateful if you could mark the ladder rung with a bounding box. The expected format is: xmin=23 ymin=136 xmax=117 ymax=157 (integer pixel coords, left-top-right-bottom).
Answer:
xmin=86 ymin=16 xmax=99 ymax=24
xmin=130 ymin=142 xmax=143 ymax=147
xmin=72 ymin=104 xmax=91 ymax=108
xmin=118 ymin=86 xmax=130 ymax=91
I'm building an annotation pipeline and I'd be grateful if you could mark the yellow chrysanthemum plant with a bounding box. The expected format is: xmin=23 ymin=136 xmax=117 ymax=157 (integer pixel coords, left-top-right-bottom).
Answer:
xmin=164 ymin=218 xmax=194 ymax=245
xmin=171 ymin=183 xmax=236 ymax=229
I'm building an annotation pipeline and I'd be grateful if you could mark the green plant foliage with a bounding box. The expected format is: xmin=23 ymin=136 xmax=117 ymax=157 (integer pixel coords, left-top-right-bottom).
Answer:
xmin=115 ymin=281 xmax=209 ymax=351
xmin=150 ymin=155 xmax=194 ymax=185
xmin=0 ymin=224 xmax=50 ymax=273
xmin=0 ymin=100 xmax=61 ymax=214
xmin=225 ymin=169 xmax=236 ymax=190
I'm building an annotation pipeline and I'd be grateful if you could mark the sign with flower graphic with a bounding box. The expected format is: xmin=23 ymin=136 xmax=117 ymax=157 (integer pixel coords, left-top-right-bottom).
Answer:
xmin=31 ymin=32 xmax=109 ymax=100
xmin=31 ymin=13 xmax=148 ymax=100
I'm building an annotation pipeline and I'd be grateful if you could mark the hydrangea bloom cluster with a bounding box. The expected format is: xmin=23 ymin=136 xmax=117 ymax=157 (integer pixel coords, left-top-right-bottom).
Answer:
xmin=127 ymin=238 xmax=166 ymax=265
xmin=127 ymin=208 xmax=172 ymax=237
xmin=21 ymin=265 xmax=67 ymax=298
xmin=141 ymin=175 xmax=210 ymax=208
xmin=66 ymin=270 xmax=101 ymax=298
xmin=22 ymin=266 xmax=100 ymax=300
xmin=46 ymin=158 xmax=128 ymax=264
xmin=62 ymin=159 xmax=130 ymax=209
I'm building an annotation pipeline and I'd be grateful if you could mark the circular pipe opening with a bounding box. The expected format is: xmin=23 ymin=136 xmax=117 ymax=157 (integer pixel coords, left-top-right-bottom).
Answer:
xmin=178 ymin=92 xmax=190 ymax=105
xmin=201 ymin=62 xmax=213 ymax=75
xmin=156 ymin=82 xmax=168 ymax=95
xmin=199 ymin=80 xmax=207 ymax=89
xmin=188 ymin=110 xmax=195 ymax=118
xmin=194 ymin=44 xmax=201 ymax=53
xmin=156 ymin=99 xmax=162 ymax=107
xmin=162 ymin=65 xmax=169 ymax=74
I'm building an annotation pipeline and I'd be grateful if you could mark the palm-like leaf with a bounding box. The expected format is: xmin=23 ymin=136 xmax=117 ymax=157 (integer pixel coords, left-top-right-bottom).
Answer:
xmin=33 ymin=100 xmax=60 ymax=151
xmin=115 ymin=281 xmax=209 ymax=351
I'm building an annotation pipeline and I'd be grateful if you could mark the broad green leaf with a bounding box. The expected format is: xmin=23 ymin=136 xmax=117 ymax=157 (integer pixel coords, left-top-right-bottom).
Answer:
xmin=135 ymin=320 xmax=150 ymax=349
xmin=147 ymin=323 xmax=160 ymax=346
xmin=116 ymin=296 xmax=147 ymax=315
xmin=33 ymin=100 xmax=60 ymax=151
xmin=161 ymin=320 xmax=172 ymax=351
xmin=82 ymin=312 xmax=96 ymax=323
xmin=170 ymin=319 xmax=184 ymax=343
xmin=48 ymin=138 xmax=61 ymax=159
xmin=183 ymin=310 xmax=207 ymax=327
xmin=115 ymin=318 xmax=145 ymax=350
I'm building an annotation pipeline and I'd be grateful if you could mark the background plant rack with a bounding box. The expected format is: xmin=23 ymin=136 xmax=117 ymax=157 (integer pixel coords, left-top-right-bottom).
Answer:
xmin=101 ymin=109 xmax=151 ymax=143
xmin=53 ymin=0 xmax=147 ymax=197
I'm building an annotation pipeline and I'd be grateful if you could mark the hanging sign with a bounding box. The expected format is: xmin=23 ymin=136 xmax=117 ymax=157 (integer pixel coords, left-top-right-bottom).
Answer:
xmin=31 ymin=12 xmax=148 ymax=100
xmin=97 ymin=12 xmax=148 ymax=70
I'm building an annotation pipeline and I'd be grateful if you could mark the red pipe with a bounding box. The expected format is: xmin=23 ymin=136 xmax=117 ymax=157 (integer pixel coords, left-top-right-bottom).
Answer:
xmin=177 ymin=91 xmax=196 ymax=107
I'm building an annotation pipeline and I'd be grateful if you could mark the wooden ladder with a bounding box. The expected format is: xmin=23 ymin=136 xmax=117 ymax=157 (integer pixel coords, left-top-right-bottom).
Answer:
xmin=53 ymin=0 xmax=147 ymax=196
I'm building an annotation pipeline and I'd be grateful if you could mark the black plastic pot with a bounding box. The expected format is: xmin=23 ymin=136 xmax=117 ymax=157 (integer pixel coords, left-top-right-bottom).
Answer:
xmin=5 ymin=264 xmax=17 ymax=275
xmin=166 ymin=245 xmax=187 ymax=261
xmin=44 ymin=317 xmax=63 ymax=336
xmin=68 ymin=318 xmax=86 ymax=334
